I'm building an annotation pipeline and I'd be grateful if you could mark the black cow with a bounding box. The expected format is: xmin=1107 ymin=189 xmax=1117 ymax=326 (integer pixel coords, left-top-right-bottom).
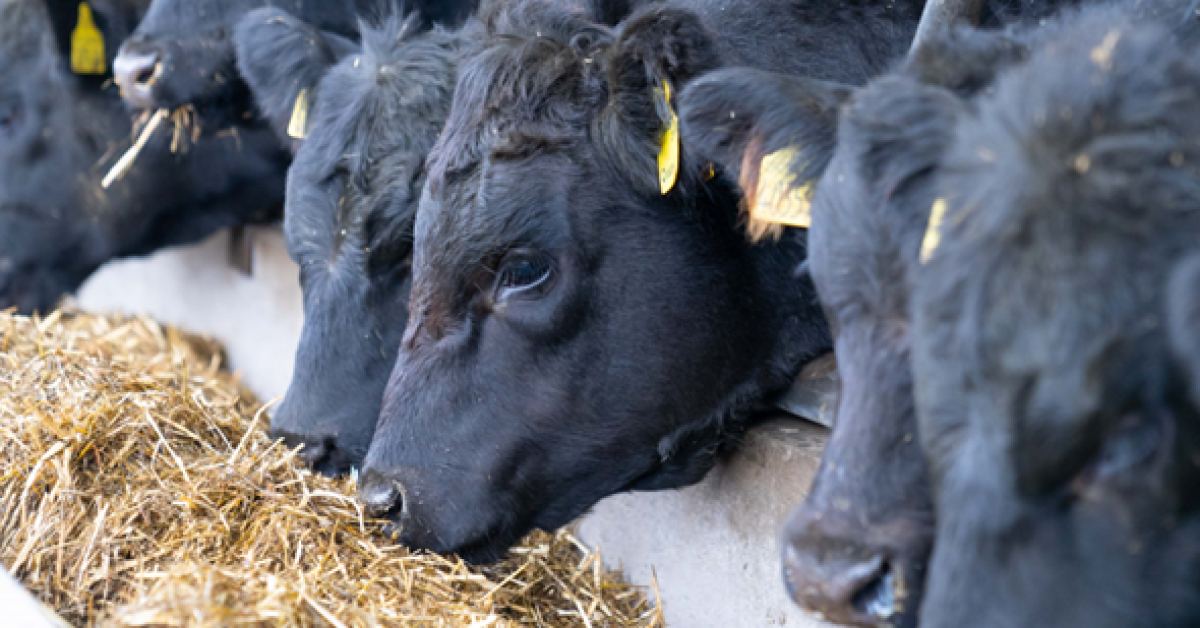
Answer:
xmin=678 ymin=2 xmax=1094 ymax=625
xmin=0 ymin=0 xmax=285 ymax=313
xmin=681 ymin=65 xmax=933 ymax=626
xmin=912 ymin=4 xmax=1200 ymax=626
xmin=233 ymin=6 xmax=463 ymax=473
xmin=354 ymin=0 xmax=935 ymax=563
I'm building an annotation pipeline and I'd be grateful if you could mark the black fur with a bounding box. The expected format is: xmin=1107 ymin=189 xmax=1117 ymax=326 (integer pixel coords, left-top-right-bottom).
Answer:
xmin=117 ymin=0 xmax=477 ymax=122
xmin=913 ymin=5 xmax=1200 ymax=626
xmin=237 ymin=7 xmax=461 ymax=474
xmin=234 ymin=7 xmax=358 ymax=145
xmin=676 ymin=2 xmax=1137 ymax=624
xmin=114 ymin=0 xmax=363 ymax=124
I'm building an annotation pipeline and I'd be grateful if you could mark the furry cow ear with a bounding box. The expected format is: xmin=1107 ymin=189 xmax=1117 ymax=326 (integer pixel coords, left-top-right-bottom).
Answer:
xmin=598 ymin=6 xmax=722 ymax=196
xmin=679 ymin=68 xmax=850 ymax=237
xmin=234 ymin=8 xmax=352 ymax=146
xmin=1167 ymin=253 xmax=1200 ymax=405
xmin=607 ymin=5 xmax=720 ymax=91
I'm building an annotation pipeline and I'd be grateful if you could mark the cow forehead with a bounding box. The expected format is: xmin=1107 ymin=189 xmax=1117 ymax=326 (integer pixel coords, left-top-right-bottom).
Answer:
xmin=414 ymin=39 xmax=595 ymax=286
xmin=426 ymin=3 xmax=604 ymax=193
xmin=418 ymin=151 xmax=576 ymax=266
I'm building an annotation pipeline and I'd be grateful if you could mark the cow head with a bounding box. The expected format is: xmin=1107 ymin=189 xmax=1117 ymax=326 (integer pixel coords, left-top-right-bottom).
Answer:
xmin=237 ymin=8 xmax=459 ymax=474
xmin=357 ymin=0 xmax=830 ymax=562
xmin=913 ymin=13 xmax=1200 ymax=627
xmin=112 ymin=0 xmax=359 ymax=124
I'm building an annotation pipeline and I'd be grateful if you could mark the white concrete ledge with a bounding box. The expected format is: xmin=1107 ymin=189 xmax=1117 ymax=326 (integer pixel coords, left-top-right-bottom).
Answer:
xmin=0 ymin=569 xmax=67 ymax=628
xmin=579 ymin=419 xmax=834 ymax=627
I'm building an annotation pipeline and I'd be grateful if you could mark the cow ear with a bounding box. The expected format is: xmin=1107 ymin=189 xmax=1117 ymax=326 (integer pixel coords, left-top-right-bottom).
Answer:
xmin=234 ymin=8 xmax=349 ymax=146
xmin=599 ymin=6 xmax=723 ymax=195
xmin=679 ymin=68 xmax=850 ymax=213
xmin=1167 ymin=253 xmax=1200 ymax=404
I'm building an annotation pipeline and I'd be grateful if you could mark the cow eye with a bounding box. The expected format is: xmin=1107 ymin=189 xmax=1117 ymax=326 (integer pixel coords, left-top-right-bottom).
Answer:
xmin=1070 ymin=411 xmax=1163 ymax=499
xmin=495 ymin=251 xmax=553 ymax=301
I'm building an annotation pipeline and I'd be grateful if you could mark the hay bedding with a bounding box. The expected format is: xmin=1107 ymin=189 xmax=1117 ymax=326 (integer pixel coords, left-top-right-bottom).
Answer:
xmin=0 ymin=311 xmax=661 ymax=627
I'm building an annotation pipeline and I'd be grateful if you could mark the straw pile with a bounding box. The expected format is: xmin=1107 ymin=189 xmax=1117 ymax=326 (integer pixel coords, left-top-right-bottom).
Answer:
xmin=0 ymin=311 xmax=661 ymax=627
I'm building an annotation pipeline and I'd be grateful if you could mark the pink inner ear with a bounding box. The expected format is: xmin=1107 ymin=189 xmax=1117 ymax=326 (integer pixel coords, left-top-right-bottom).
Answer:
xmin=738 ymin=134 xmax=765 ymax=208
xmin=736 ymin=134 xmax=784 ymax=243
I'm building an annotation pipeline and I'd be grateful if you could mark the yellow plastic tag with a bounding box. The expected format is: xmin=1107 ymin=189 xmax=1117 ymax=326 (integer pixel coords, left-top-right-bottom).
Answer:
xmin=656 ymin=81 xmax=679 ymax=195
xmin=750 ymin=147 xmax=812 ymax=228
xmin=920 ymin=198 xmax=948 ymax=264
xmin=287 ymin=88 xmax=310 ymax=140
xmin=70 ymin=2 xmax=106 ymax=76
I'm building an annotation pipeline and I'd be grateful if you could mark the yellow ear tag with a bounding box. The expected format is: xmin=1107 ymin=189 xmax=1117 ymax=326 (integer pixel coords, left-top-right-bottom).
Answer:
xmin=70 ymin=2 xmax=106 ymax=76
xmin=750 ymin=147 xmax=812 ymax=228
xmin=656 ymin=81 xmax=680 ymax=195
xmin=287 ymin=88 xmax=310 ymax=140
xmin=920 ymin=197 xmax=948 ymax=264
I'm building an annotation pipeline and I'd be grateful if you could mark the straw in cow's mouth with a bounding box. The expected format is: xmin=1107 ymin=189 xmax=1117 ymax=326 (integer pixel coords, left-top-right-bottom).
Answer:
xmin=100 ymin=105 xmax=203 ymax=189
xmin=100 ymin=108 xmax=167 ymax=189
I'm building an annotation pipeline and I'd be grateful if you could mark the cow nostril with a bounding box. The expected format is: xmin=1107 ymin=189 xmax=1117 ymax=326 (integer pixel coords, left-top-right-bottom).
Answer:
xmin=360 ymin=476 xmax=405 ymax=519
xmin=296 ymin=437 xmax=332 ymax=468
xmin=783 ymin=539 xmax=899 ymax=624
xmin=850 ymin=560 xmax=897 ymax=621
xmin=113 ymin=49 xmax=163 ymax=108
xmin=133 ymin=64 xmax=159 ymax=85
xmin=272 ymin=429 xmax=343 ymax=473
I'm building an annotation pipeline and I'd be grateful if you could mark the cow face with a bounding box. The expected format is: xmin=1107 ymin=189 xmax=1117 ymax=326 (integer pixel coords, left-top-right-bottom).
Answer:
xmin=358 ymin=1 xmax=830 ymax=562
xmin=238 ymin=9 xmax=458 ymax=474
xmin=679 ymin=25 xmax=1054 ymax=624
xmin=112 ymin=0 xmax=358 ymax=122
xmin=913 ymin=16 xmax=1200 ymax=627
xmin=679 ymin=65 xmax=937 ymax=626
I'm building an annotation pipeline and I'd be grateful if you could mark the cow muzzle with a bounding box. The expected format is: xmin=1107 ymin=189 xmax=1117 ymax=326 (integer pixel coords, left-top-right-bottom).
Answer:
xmin=782 ymin=509 xmax=926 ymax=627
xmin=113 ymin=45 xmax=163 ymax=110
xmin=359 ymin=470 xmax=408 ymax=523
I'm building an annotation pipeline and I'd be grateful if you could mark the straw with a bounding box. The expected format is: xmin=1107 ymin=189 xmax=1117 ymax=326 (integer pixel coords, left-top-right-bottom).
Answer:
xmin=0 ymin=310 xmax=662 ymax=627
xmin=101 ymin=109 xmax=167 ymax=189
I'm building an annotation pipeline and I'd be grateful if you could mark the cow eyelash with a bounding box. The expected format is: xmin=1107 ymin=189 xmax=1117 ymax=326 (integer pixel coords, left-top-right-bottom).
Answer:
xmin=493 ymin=250 xmax=553 ymax=302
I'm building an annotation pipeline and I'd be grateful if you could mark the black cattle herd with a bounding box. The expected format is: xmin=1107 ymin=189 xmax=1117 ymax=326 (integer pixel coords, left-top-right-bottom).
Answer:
xmin=2 ymin=0 xmax=1199 ymax=625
